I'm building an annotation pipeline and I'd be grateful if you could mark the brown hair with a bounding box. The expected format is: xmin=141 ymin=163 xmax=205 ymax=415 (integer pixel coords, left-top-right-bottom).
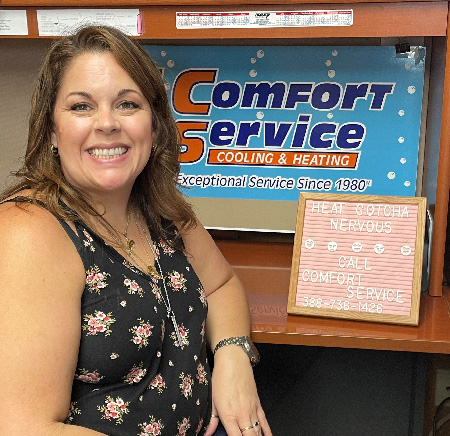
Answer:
xmin=2 ymin=25 xmax=195 ymax=243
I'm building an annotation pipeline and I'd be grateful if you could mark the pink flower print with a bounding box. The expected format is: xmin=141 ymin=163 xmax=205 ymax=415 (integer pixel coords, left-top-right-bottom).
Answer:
xmin=148 ymin=373 xmax=166 ymax=394
xmin=159 ymin=239 xmax=175 ymax=256
xmin=85 ymin=265 xmax=110 ymax=294
xmin=168 ymin=270 xmax=187 ymax=292
xmin=172 ymin=404 xmax=177 ymax=411
xmin=170 ymin=324 xmax=189 ymax=349
xmin=120 ymin=300 xmax=127 ymax=307
xmin=97 ymin=396 xmax=129 ymax=425
xmin=179 ymin=373 xmax=194 ymax=399
xmin=123 ymin=276 xmax=145 ymax=297
xmin=196 ymin=418 xmax=204 ymax=435
xmin=200 ymin=321 xmax=205 ymax=340
xmin=150 ymin=281 xmax=163 ymax=303
xmin=122 ymin=259 xmax=141 ymax=275
xmin=196 ymin=363 xmax=208 ymax=385
xmin=169 ymin=360 xmax=174 ymax=367
xmin=83 ymin=311 xmax=115 ymax=336
xmin=110 ymin=352 xmax=119 ymax=359
xmin=129 ymin=318 xmax=154 ymax=349
xmin=138 ymin=416 xmax=164 ymax=436
xmin=198 ymin=286 xmax=207 ymax=308
xmin=75 ymin=368 xmax=103 ymax=384
xmin=64 ymin=401 xmax=81 ymax=424
xmin=124 ymin=362 xmax=147 ymax=384
xmin=152 ymin=244 xmax=161 ymax=260
xmin=161 ymin=319 xmax=166 ymax=341
xmin=82 ymin=230 xmax=95 ymax=252
xmin=177 ymin=417 xmax=191 ymax=436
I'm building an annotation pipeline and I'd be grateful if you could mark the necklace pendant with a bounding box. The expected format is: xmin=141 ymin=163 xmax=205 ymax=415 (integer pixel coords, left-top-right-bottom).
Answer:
xmin=169 ymin=311 xmax=183 ymax=346
xmin=147 ymin=265 xmax=162 ymax=279
xmin=126 ymin=238 xmax=135 ymax=255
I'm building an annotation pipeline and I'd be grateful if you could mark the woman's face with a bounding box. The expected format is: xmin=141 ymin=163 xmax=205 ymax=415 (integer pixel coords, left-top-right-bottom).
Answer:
xmin=51 ymin=51 xmax=153 ymax=199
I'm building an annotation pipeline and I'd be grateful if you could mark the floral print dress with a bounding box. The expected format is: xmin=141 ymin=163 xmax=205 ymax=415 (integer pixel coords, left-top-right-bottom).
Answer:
xmin=7 ymin=196 xmax=211 ymax=436
xmin=63 ymin=218 xmax=211 ymax=436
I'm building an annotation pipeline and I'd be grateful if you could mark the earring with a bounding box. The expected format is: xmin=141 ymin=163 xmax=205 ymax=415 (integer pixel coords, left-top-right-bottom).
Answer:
xmin=50 ymin=144 xmax=59 ymax=156
xmin=151 ymin=144 xmax=158 ymax=154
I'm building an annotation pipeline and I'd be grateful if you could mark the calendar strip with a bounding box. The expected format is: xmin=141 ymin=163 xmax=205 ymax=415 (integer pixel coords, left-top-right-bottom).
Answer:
xmin=176 ymin=10 xmax=353 ymax=29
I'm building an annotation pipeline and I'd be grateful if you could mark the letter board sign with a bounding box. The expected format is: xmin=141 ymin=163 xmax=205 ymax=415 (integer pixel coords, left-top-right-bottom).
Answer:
xmin=287 ymin=193 xmax=426 ymax=325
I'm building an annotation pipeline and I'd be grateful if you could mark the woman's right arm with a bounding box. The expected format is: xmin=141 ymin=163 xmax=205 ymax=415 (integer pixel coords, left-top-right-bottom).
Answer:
xmin=0 ymin=203 xmax=106 ymax=436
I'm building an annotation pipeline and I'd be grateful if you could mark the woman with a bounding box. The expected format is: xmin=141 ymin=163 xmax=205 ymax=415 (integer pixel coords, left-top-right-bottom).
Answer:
xmin=0 ymin=26 xmax=271 ymax=436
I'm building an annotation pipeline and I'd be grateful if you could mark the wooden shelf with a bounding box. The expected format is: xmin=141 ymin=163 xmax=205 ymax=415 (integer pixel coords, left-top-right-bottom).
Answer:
xmin=217 ymin=239 xmax=450 ymax=354
xmin=2 ymin=2 xmax=447 ymax=39
xmin=0 ymin=0 xmax=446 ymax=6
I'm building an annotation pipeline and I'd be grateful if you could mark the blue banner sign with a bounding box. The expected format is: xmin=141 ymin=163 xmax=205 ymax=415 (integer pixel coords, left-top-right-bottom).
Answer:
xmin=144 ymin=46 xmax=426 ymax=201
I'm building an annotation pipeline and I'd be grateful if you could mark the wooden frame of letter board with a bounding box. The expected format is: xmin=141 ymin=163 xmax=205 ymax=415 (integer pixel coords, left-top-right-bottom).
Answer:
xmin=287 ymin=193 xmax=427 ymax=325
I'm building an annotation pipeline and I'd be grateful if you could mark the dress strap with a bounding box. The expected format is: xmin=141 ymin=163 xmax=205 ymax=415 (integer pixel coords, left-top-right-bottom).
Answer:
xmin=0 ymin=195 xmax=47 ymax=208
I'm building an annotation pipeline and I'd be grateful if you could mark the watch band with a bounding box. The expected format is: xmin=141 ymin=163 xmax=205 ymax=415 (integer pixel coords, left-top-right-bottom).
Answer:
xmin=213 ymin=335 xmax=260 ymax=366
xmin=213 ymin=336 xmax=247 ymax=354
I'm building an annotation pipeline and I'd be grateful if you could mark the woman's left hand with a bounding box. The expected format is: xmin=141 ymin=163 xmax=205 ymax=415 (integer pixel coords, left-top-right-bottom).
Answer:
xmin=204 ymin=346 xmax=272 ymax=436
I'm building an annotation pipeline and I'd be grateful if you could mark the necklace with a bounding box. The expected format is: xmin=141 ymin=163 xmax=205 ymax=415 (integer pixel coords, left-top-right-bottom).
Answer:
xmin=117 ymin=212 xmax=135 ymax=256
xmin=138 ymin=216 xmax=183 ymax=347
xmin=97 ymin=211 xmax=162 ymax=280
xmin=100 ymin=211 xmax=135 ymax=256
xmin=135 ymin=221 xmax=162 ymax=279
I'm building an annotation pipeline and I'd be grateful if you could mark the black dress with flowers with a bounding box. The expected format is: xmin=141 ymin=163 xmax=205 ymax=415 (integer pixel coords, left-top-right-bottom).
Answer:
xmin=56 ymin=213 xmax=211 ymax=435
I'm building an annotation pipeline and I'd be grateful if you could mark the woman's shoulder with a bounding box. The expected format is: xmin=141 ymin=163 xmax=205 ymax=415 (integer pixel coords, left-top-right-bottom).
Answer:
xmin=0 ymin=187 xmax=47 ymax=209
xmin=0 ymin=189 xmax=73 ymax=250
xmin=1 ymin=188 xmax=53 ymax=220
xmin=0 ymin=189 xmax=86 ymax=293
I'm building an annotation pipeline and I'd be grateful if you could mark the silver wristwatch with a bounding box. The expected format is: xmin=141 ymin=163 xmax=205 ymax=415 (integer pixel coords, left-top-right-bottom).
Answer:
xmin=213 ymin=335 xmax=260 ymax=366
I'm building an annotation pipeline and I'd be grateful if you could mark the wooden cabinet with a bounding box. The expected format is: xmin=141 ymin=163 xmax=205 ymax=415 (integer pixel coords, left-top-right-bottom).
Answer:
xmin=2 ymin=0 xmax=450 ymax=352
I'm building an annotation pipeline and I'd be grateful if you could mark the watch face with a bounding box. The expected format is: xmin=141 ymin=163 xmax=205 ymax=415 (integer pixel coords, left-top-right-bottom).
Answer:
xmin=244 ymin=338 xmax=260 ymax=366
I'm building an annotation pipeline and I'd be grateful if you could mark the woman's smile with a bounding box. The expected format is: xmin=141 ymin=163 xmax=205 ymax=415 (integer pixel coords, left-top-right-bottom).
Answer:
xmin=87 ymin=146 xmax=129 ymax=159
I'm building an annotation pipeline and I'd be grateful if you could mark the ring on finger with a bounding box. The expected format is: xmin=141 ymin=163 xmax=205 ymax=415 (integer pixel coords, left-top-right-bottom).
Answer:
xmin=210 ymin=414 xmax=219 ymax=419
xmin=240 ymin=421 xmax=259 ymax=432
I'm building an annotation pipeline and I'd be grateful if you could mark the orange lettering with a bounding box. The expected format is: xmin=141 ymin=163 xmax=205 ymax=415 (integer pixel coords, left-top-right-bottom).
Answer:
xmin=177 ymin=121 xmax=209 ymax=163
xmin=173 ymin=69 xmax=217 ymax=115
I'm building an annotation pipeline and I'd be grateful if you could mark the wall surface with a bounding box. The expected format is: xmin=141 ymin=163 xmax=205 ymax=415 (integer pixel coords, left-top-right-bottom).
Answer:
xmin=0 ymin=39 xmax=51 ymax=190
